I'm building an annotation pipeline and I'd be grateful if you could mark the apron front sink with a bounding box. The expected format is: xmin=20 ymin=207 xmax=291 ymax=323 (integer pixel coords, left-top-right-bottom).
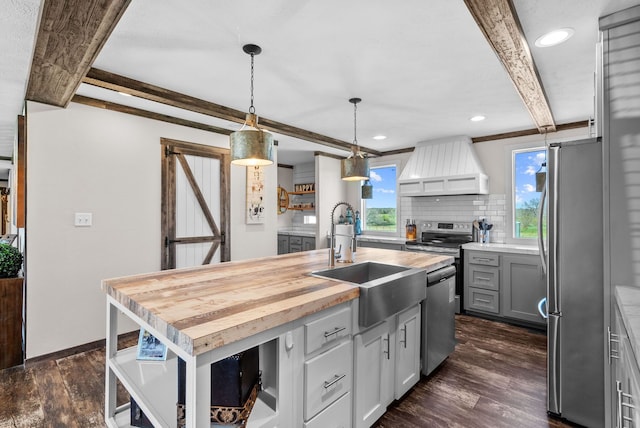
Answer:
xmin=311 ymin=261 xmax=427 ymax=327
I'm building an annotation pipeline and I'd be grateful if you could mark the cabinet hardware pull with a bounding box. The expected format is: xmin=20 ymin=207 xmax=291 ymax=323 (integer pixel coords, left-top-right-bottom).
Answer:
xmin=476 ymin=298 xmax=492 ymax=304
xmin=476 ymin=277 xmax=491 ymax=281
xmin=324 ymin=326 xmax=346 ymax=338
xmin=609 ymin=327 xmax=621 ymax=363
xmin=383 ymin=334 xmax=390 ymax=360
xmin=400 ymin=325 xmax=407 ymax=349
xmin=476 ymin=258 xmax=492 ymax=262
xmin=617 ymin=381 xmax=623 ymax=428
xmin=323 ymin=373 xmax=346 ymax=389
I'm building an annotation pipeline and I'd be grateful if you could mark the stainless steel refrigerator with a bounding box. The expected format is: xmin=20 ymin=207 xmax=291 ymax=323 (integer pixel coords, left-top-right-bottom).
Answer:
xmin=539 ymin=137 xmax=604 ymax=427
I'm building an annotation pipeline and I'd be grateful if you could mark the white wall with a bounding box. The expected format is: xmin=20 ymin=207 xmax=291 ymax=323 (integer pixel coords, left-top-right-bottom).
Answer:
xmin=315 ymin=155 xmax=353 ymax=248
xmin=473 ymin=127 xmax=590 ymax=195
xmin=26 ymin=101 xmax=277 ymax=359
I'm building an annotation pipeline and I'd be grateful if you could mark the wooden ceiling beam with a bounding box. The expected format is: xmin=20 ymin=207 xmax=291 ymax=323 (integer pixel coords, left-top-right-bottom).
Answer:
xmin=464 ymin=0 xmax=556 ymax=133
xmin=72 ymin=95 xmax=233 ymax=135
xmin=26 ymin=0 xmax=131 ymax=107
xmin=82 ymin=68 xmax=383 ymax=156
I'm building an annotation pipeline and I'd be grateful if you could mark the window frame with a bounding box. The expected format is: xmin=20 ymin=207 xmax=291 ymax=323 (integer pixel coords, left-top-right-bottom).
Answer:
xmin=504 ymin=142 xmax=546 ymax=245
xmin=361 ymin=162 xmax=399 ymax=236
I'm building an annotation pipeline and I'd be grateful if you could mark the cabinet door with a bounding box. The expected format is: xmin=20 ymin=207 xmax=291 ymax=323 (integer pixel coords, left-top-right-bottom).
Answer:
xmin=353 ymin=320 xmax=393 ymax=428
xmin=502 ymin=254 xmax=546 ymax=325
xmin=395 ymin=304 xmax=421 ymax=399
xmin=278 ymin=235 xmax=290 ymax=255
xmin=622 ymin=336 xmax=639 ymax=428
xmin=303 ymin=237 xmax=316 ymax=251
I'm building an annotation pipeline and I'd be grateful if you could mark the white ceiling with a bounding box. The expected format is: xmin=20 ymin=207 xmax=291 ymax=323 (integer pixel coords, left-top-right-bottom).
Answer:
xmin=3 ymin=0 xmax=640 ymax=167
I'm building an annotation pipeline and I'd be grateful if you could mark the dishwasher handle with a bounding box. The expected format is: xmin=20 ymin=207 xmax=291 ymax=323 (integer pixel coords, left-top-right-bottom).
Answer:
xmin=427 ymin=265 xmax=457 ymax=286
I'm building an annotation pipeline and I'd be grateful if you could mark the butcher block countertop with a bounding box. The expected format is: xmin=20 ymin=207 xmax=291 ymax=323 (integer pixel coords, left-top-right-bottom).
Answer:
xmin=102 ymin=248 xmax=453 ymax=357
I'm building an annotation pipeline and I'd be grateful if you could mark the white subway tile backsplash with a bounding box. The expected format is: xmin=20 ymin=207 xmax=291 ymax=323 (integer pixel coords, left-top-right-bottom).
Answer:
xmin=406 ymin=194 xmax=506 ymax=243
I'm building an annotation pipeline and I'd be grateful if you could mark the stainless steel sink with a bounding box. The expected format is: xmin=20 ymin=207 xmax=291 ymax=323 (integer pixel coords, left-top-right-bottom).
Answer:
xmin=311 ymin=261 xmax=427 ymax=327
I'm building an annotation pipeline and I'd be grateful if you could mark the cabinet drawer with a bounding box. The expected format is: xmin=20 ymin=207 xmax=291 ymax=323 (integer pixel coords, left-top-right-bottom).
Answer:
xmin=305 ymin=306 xmax=352 ymax=355
xmin=290 ymin=236 xmax=303 ymax=245
xmin=289 ymin=244 xmax=302 ymax=253
xmin=304 ymin=391 xmax=351 ymax=428
xmin=467 ymin=287 xmax=499 ymax=314
xmin=468 ymin=252 xmax=500 ymax=266
xmin=468 ymin=266 xmax=500 ymax=291
xmin=304 ymin=340 xmax=352 ymax=421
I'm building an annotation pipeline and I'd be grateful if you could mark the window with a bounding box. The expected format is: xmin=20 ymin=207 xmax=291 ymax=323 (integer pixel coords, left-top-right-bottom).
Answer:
xmin=363 ymin=165 xmax=397 ymax=233
xmin=511 ymin=147 xmax=546 ymax=240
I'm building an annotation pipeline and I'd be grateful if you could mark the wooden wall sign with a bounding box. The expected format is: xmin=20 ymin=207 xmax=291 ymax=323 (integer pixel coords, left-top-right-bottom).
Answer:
xmin=246 ymin=166 xmax=265 ymax=224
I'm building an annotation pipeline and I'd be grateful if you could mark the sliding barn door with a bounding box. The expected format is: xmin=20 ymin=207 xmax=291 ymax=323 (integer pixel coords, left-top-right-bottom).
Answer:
xmin=161 ymin=138 xmax=230 ymax=269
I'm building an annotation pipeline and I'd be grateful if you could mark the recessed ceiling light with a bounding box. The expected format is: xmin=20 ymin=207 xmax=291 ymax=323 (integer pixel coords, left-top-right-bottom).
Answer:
xmin=470 ymin=115 xmax=486 ymax=122
xmin=535 ymin=28 xmax=574 ymax=47
xmin=373 ymin=135 xmax=387 ymax=140
xmin=118 ymin=91 xmax=132 ymax=97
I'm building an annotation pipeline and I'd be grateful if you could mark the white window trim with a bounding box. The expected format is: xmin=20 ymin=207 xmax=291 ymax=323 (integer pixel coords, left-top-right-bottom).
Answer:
xmin=504 ymin=141 xmax=545 ymax=245
xmin=361 ymin=157 xmax=403 ymax=236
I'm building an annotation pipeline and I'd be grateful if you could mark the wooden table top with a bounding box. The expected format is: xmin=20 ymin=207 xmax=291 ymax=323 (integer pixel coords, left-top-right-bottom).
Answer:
xmin=102 ymin=248 xmax=453 ymax=356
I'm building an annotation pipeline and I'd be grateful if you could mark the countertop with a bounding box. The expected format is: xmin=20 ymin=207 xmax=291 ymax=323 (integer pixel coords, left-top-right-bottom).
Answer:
xmin=102 ymin=248 xmax=453 ymax=357
xmin=357 ymin=234 xmax=407 ymax=244
xmin=277 ymin=229 xmax=316 ymax=237
xmin=615 ymin=285 xmax=640 ymax=361
xmin=462 ymin=242 xmax=540 ymax=255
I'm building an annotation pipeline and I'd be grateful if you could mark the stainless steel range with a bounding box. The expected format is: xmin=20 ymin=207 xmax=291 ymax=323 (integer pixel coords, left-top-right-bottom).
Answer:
xmin=405 ymin=220 xmax=473 ymax=313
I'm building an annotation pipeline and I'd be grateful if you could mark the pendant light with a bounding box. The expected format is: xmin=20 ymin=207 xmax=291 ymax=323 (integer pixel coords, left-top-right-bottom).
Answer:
xmin=341 ymin=98 xmax=370 ymax=181
xmin=361 ymin=180 xmax=373 ymax=199
xmin=230 ymin=44 xmax=274 ymax=166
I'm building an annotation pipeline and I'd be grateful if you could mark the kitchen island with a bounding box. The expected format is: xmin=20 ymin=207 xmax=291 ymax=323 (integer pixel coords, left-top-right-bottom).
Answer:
xmin=102 ymin=248 xmax=453 ymax=428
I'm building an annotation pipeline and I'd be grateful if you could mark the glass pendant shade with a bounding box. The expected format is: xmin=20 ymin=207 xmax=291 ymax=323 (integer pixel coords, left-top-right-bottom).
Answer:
xmin=230 ymin=114 xmax=274 ymax=166
xmin=361 ymin=180 xmax=373 ymax=199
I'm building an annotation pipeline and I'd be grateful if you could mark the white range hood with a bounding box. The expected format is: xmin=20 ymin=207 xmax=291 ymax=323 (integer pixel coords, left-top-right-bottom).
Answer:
xmin=399 ymin=135 xmax=489 ymax=196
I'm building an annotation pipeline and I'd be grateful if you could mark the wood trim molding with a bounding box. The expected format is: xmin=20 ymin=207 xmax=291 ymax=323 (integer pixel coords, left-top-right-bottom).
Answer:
xmin=26 ymin=0 xmax=131 ymax=107
xmin=464 ymin=0 xmax=556 ymax=133
xmin=471 ymin=120 xmax=588 ymax=143
xmin=16 ymin=116 xmax=26 ymax=229
xmin=82 ymin=68 xmax=383 ymax=156
xmin=72 ymin=95 xmax=232 ymax=135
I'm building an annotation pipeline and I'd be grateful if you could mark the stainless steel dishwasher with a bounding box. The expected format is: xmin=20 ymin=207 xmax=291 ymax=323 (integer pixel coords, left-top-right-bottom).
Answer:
xmin=422 ymin=264 xmax=457 ymax=376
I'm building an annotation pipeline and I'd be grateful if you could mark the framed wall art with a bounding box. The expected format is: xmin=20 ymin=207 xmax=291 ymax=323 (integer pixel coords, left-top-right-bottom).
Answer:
xmin=246 ymin=166 xmax=265 ymax=224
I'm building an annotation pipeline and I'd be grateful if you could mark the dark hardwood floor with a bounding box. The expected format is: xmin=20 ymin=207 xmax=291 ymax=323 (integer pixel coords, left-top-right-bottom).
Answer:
xmin=0 ymin=315 xmax=577 ymax=427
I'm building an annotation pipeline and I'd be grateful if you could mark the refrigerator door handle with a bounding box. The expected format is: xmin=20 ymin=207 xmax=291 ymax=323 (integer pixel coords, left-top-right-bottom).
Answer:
xmin=548 ymin=314 xmax=561 ymax=416
xmin=547 ymin=145 xmax=561 ymax=315
xmin=537 ymin=182 xmax=547 ymax=274
xmin=537 ymin=297 xmax=548 ymax=319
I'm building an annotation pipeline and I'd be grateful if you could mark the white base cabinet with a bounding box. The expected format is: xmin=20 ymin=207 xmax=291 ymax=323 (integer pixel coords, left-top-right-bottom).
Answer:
xmin=353 ymin=304 xmax=422 ymax=428
xmin=394 ymin=304 xmax=421 ymax=399
xmin=106 ymin=296 xmax=423 ymax=428
xmin=610 ymin=298 xmax=640 ymax=428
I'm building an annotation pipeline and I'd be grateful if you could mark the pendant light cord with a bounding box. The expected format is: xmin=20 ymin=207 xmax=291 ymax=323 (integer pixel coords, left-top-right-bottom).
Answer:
xmin=353 ymin=102 xmax=358 ymax=145
xmin=249 ymin=52 xmax=256 ymax=114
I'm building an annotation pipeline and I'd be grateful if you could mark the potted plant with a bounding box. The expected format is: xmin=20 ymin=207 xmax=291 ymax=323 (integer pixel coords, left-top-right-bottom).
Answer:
xmin=0 ymin=243 xmax=23 ymax=369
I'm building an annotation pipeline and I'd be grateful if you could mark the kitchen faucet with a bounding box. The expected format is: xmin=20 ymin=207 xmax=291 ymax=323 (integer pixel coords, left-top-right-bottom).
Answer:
xmin=329 ymin=201 xmax=357 ymax=267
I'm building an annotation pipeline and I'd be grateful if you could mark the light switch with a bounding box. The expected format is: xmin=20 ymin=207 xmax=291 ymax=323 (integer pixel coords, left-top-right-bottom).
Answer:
xmin=74 ymin=212 xmax=92 ymax=227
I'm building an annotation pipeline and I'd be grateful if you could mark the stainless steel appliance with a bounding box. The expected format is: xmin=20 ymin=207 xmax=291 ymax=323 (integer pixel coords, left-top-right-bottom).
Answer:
xmin=423 ymin=264 xmax=457 ymax=375
xmin=538 ymin=138 xmax=604 ymax=427
xmin=405 ymin=220 xmax=473 ymax=313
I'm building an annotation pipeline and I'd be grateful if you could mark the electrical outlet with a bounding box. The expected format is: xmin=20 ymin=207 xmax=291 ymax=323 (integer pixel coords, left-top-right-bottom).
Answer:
xmin=74 ymin=212 xmax=92 ymax=227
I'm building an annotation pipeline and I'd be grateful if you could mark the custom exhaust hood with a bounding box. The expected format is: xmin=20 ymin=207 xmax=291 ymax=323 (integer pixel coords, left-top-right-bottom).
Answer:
xmin=398 ymin=135 xmax=489 ymax=196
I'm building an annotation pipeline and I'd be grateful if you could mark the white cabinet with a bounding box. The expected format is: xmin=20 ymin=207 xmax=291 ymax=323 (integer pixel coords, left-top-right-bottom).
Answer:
xmin=353 ymin=320 xmax=394 ymax=428
xmin=302 ymin=304 xmax=353 ymax=427
xmin=610 ymin=299 xmax=640 ymax=428
xmin=394 ymin=304 xmax=421 ymax=399
xmin=353 ymin=303 xmax=422 ymax=428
